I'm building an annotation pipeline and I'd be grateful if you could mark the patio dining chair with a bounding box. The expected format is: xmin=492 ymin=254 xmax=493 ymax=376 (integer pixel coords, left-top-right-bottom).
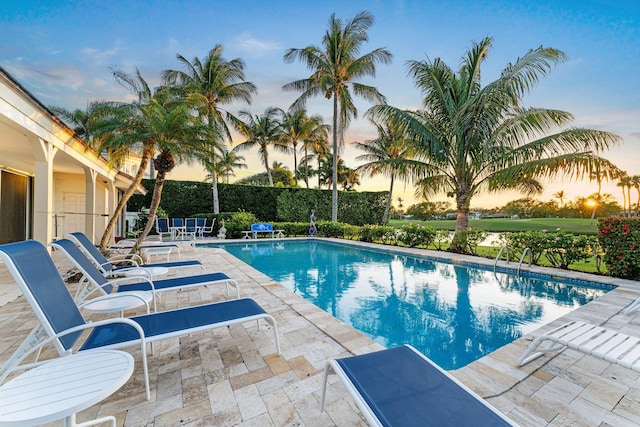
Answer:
xmin=170 ymin=217 xmax=185 ymax=240
xmin=196 ymin=217 xmax=215 ymax=239
xmin=184 ymin=218 xmax=198 ymax=240
xmin=321 ymin=345 xmax=515 ymax=426
xmin=0 ymin=240 xmax=281 ymax=401
xmin=68 ymin=232 xmax=206 ymax=276
xmin=155 ymin=217 xmax=172 ymax=241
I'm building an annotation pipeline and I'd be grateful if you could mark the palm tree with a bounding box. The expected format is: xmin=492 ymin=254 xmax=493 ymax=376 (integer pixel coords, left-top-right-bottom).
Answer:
xmin=368 ymin=37 xmax=620 ymax=253
xmin=162 ymin=45 xmax=256 ymax=213
xmin=553 ymin=190 xmax=566 ymax=208
xmin=213 ymin=149 xmax=247 ymax=184
xmin=132 ymin=87 xmax=206 ymax=250
xmin=49 ymin=101 xmax=105 ymax=142
xmin=283 ymin=10 xmax=392 ymax=221
xmin=355 ymin=118 xmax=421 ymax=223
xmin=232 ymin=107 xmax=289 ymax=186
xmin=91 ymin=68 xmax=159 ymax=251
xmin=632 ymin=175 xmax=640 ymax=216
xmin=280 ymin=109 xmax=328 ymax=185
xmin=617 ymin=174 xmax=632 ymax=217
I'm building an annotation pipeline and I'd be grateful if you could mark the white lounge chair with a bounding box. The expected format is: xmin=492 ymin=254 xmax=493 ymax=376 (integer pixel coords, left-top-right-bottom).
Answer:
xmin=518 ymin=321 xmax=640 ymax=371
xmin=50 ymin=239 xmax=240 ymax=308
xmin=321 ymin=345 xmax=516 ymax=426
xmin=68 ymin=231 xmax=206 ymax=276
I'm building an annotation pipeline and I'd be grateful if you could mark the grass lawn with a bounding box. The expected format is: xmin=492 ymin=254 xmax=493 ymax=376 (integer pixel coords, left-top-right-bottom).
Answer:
xmin=390 ymin=217 xmax=599 ymax=235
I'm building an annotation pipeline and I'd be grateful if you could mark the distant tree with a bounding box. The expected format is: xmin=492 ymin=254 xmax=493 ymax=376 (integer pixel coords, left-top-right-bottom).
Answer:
xmin=232 ymin=107 xmax=289 ymax=186
xmin=207 ymin=148 xmax=247 ymax=184
xmin=405 ymin=201 xmax=451 ymax=220
xmin=284 ymin=10 xmax=392 ymax=221
xmin=355 ymin=118 xmax=420 ymax=223
xmin=553 ymin=190 xmax=566 ymax=208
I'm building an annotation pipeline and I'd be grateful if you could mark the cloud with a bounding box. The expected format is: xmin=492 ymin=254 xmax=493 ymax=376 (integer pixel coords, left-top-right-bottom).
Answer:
xmin=232 ymin=32 xmax=281 ymax=57
xmin=80 ymin=46 xmax=119 ymax=65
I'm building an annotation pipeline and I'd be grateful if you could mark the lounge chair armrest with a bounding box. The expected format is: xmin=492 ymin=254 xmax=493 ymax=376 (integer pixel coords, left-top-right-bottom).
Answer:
xmin=107 ymin=254 xmax=142 ymax=265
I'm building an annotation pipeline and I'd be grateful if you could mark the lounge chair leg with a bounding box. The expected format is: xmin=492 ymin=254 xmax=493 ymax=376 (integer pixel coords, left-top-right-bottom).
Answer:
xmin=320 ymin=362 xmax=335 ymax=410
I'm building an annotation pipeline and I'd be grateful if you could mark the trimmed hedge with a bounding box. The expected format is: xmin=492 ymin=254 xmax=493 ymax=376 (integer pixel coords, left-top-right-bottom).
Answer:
xmin=127 ymin=179 xmax=387 ymax=225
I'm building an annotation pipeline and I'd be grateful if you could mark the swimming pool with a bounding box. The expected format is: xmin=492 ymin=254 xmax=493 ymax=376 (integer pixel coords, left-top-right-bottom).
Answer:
xmin=212 ymin=239 xmax=610 ymax=369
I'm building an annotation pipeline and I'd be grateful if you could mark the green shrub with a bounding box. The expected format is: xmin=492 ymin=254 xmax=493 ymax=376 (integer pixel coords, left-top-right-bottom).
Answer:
xmin=598 ymin=216 xmax=640 ymax=279
xmin=359 ymin=224 xmax=395 ymax=243
xmin=398 ymin=223 xmax=437 ymax=247
xmin=503 ymin=230 xmax=597 ymax=269
xmin=449 ymin=228 xmax=488 ymax=255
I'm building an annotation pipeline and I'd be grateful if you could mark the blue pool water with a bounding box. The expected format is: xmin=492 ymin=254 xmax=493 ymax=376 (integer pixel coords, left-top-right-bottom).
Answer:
xmin=212 ymin=240 xmax=609 ymax=369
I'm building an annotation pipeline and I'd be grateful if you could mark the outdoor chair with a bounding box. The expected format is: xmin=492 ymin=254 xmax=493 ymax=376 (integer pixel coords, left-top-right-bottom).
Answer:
xmin=197 ymin=217 xmax=215 ymax=238
xmin=184 ymin=218 xmax=198 ymax=240
xmin=0 ymin=240 xmax=281 ymax=401
xmin=518 ymin=320 xmax=640 ymax=371
xmin=170 ymin=217 xmax=185 ymax=239
xmin=68 ymin=231 xmax=206 ymax=276
xmin=155 ymin=217 xmax=173 ymax=240
xmin=50 ymin=239 xmax=240 ymax=310
xmin=321 ymin=345 xmax=515 ymax=426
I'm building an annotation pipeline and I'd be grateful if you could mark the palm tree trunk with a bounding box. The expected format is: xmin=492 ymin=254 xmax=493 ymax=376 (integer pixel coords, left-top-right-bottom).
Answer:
xmin=304 ymin=146 xmax=309 ymax=188
xmin=265 ymin=154 xmax=273 ymax=186
xmin=383 ymin=175 xmax=394 ymax=224
xmin=331 ymin=95 xmax=338 ymax=222
xmin=449 ymin=191 xmax=471 ymax=253
xmin=99 ymin=148 xmax=151 ymax=251
xmin=293 ymin=142 xmax=298 ymax=185
xmin=133 ymin=171 xmax=167 ymax=253
xmin=211 ymin=168 xmax=220 ymax=213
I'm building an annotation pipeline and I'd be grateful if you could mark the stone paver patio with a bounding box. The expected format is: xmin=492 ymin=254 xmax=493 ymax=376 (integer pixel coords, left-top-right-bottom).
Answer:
xmin=2 ymin=237 xmax=640 ymax=426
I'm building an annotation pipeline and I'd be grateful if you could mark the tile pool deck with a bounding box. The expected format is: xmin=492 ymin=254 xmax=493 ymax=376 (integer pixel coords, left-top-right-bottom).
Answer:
xmin=2 ymin=237 xmax=640 ymax=426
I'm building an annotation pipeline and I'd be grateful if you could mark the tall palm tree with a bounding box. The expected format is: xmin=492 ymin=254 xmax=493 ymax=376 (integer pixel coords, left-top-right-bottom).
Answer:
xmin=232 ymin=107 xmax=289 ymax=186
xmin=280 ymin=109 xmax=327 ymax=185
xmin=283 ymin=10 xmax=392 ymax=221
xmin=304 ymin=126 xmax=330 ymax=188
xmin=162 ymin=45 xmax=256 ymax=213
xmin=355 ymin=118 xmax=421 ymax=223
xmin=368 ymin=37 xmax=620 ymax=253
xmin=631 ymin=175 xmax=640 ymax=216
xmin=617 ymin=174 xmax=632 ymax=217
xmin=91 ymin=68 xmax=158 ymax=251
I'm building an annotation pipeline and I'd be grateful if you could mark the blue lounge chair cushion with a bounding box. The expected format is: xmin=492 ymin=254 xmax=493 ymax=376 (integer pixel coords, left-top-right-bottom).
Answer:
xmin=80 ymin=298 xmax=266 ymax=350
xmin=336 ymin=345 xmax=513 ymax=426
xmin=117 ymin=272 xmax=232 ymax=293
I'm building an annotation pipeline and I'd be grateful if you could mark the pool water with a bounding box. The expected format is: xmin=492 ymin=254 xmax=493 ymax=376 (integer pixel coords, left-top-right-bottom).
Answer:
xmin=214 ymin=240 xmax=609 ymax=369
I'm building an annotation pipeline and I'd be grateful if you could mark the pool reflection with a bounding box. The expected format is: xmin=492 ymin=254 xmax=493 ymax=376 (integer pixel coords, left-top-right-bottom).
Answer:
xmin=222 ymin=240 xmax=607 ymax=369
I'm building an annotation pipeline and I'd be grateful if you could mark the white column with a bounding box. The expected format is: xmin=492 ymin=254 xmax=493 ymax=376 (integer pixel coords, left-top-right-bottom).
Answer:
xmin=84 ymin=169 xmax=97 ymax=241
xmin=32 ymin=138 xmax=56 ymax=245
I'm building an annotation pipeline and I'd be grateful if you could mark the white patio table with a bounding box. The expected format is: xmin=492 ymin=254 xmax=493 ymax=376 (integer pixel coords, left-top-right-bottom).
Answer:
xmin=0 ymin=350 xmax=134 ymax=427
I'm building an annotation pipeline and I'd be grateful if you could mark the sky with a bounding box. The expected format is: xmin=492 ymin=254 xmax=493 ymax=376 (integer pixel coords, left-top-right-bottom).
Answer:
xmin=1 ymin=0 xmax=639 ymax=211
